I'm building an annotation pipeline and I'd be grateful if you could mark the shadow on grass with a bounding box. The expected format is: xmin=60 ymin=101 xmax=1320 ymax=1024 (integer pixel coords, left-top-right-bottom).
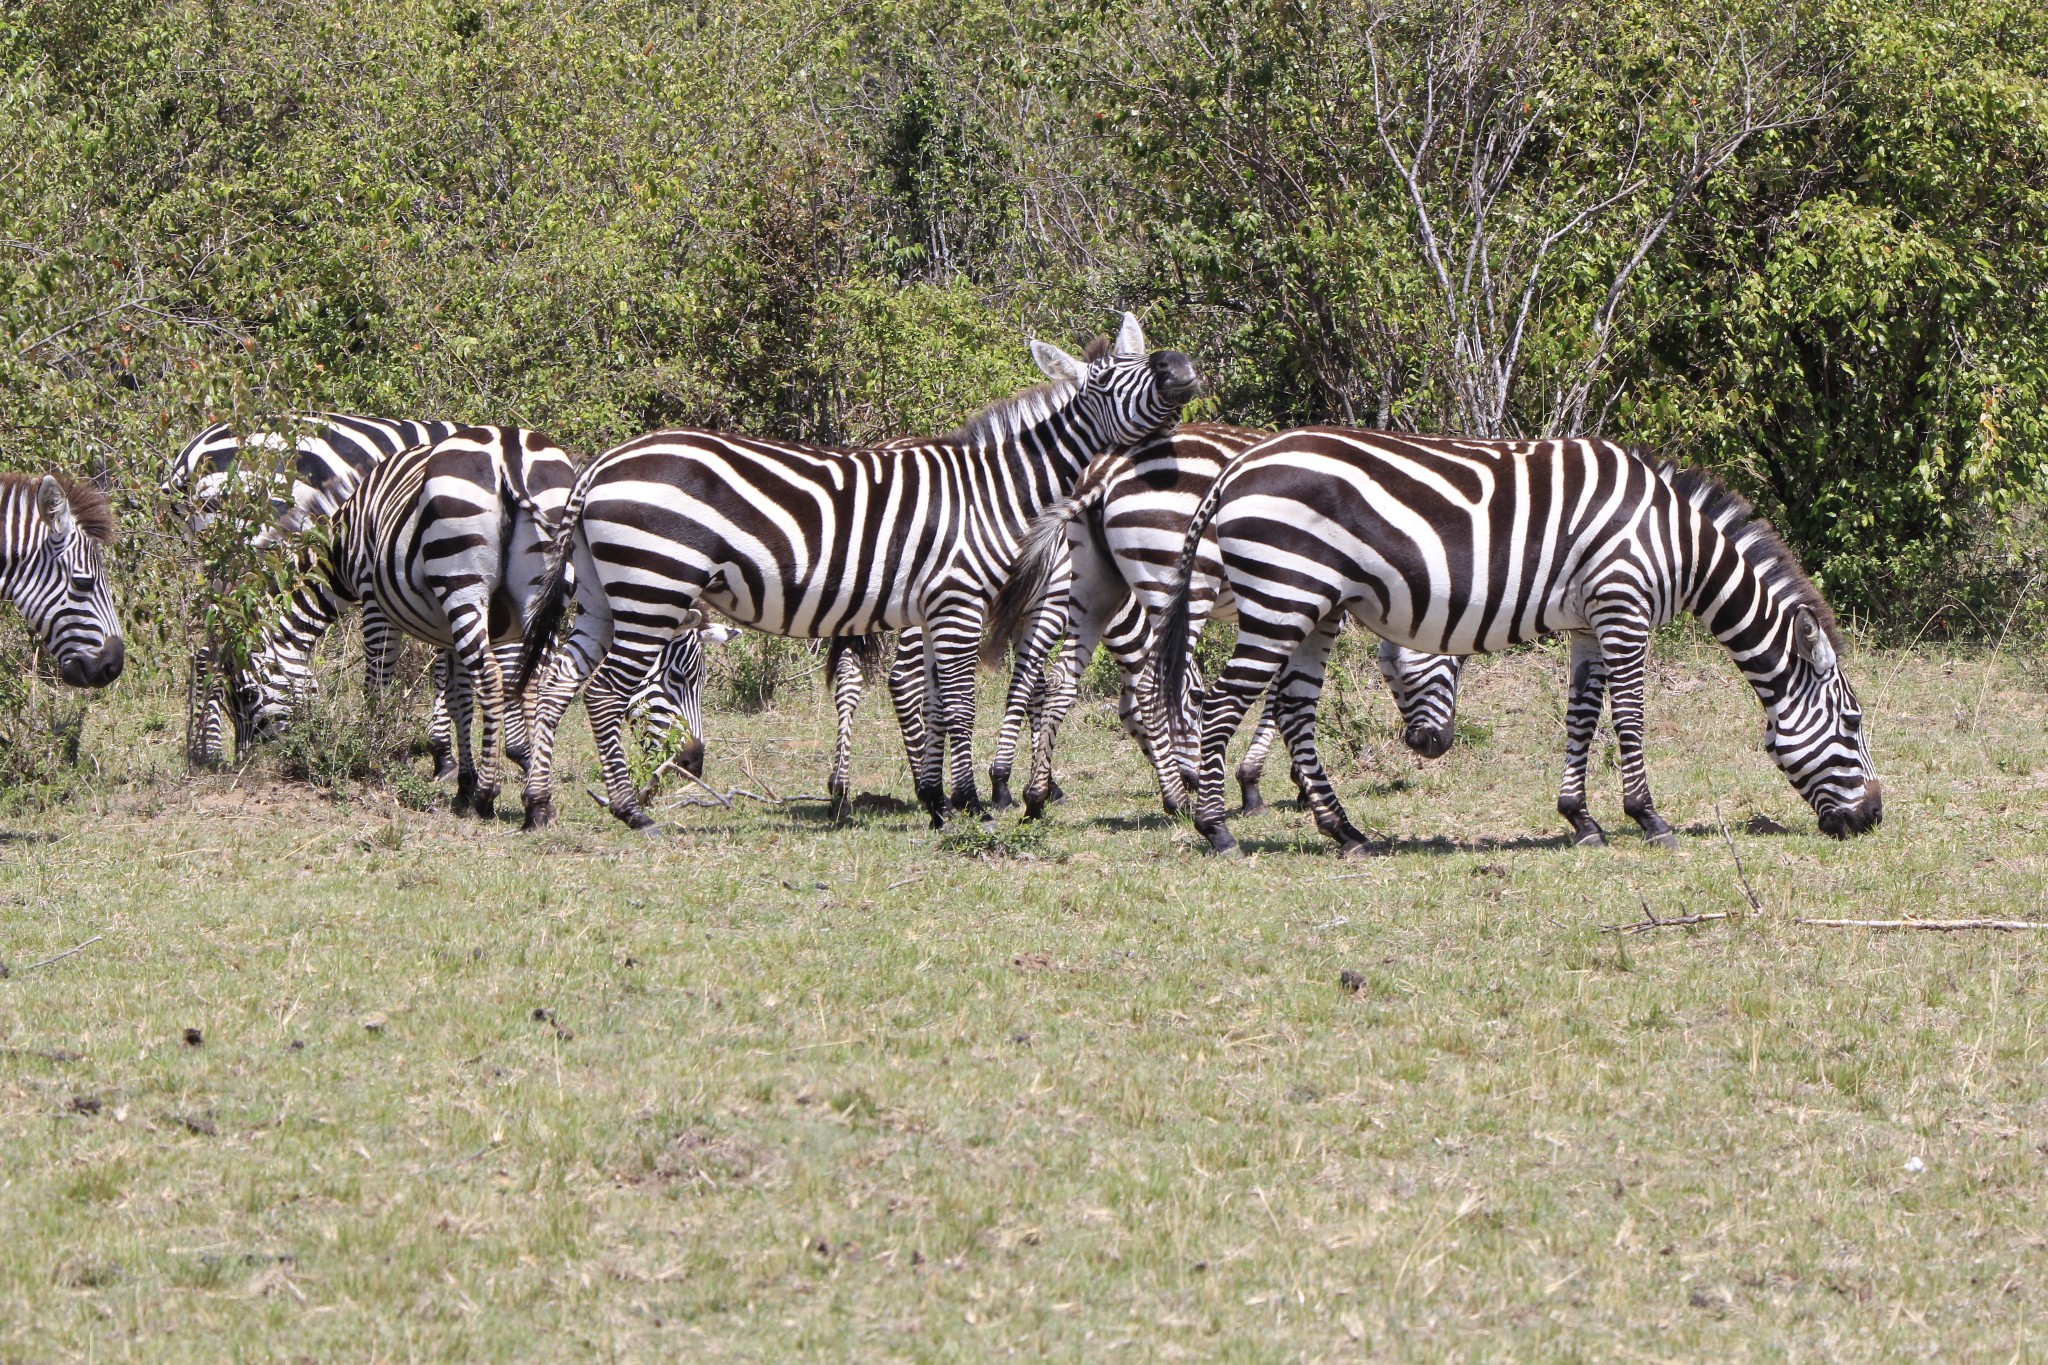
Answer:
xmin=0 ymin=829 xmax=61 ymax=846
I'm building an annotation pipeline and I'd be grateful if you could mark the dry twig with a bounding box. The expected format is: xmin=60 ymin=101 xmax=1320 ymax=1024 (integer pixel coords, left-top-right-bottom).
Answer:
xmin=1795 ymin=918 xmax=2048 ymax=932
xmin=1715 ymin=803 xmax=1763 ymax=912
xmin=8 ymin=935 xmax=105 ymax=974
xmin=1602 ymin=912 xmax=1734 ymax=935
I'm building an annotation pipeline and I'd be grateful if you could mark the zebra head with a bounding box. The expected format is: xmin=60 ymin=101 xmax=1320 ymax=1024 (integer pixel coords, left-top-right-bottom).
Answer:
xmin=225 ymin=640 xmax=311 ymax=748
xmin=1375 ymin=640 xmax=1464 ymax=759
xmin=1763 ymin=606 xmax=1881 ymax=838
xmin=8 ymin=476 xmax=124 ymax=688
xmin=1028 ymin=313 xmax=1200 ymax=447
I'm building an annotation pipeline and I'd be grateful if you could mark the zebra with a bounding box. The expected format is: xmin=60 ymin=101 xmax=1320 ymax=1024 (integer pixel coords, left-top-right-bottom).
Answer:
xmin=514 ymin=313 xmax=1201 ymax=832
xmin=1 ymin=473 xmax=124 ymax=688
xmin=168 ymin=411 xmax=711 ymax=772
xmin=166 ymin=413 xmax=463 ymax=766
xmin=980 ymin=424 xmax=1469 ymax=818
xmin=229 ymin=426 xmax=576 ymax=816
xmin=1155 ymin=430 xmax=1882 ymax=858
xmin=624 ymin=616 xmax=743 ymax=784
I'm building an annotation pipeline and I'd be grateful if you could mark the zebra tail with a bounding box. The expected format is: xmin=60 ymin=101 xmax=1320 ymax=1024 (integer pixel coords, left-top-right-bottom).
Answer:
xmin=513 ymin=478 xmax=587 ymax=695
xmin=984 ymin=497 xmax=1080 ymax=669
xmin=1153 ymin=470 xmax=1227 ymax=753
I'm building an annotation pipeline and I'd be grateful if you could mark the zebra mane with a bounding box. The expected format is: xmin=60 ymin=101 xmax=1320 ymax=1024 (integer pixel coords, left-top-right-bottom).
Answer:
xmin=1663 ymin=463 xmax=1838 ymax=647
xmin=1 ymin=472 xmax=117 ymax=545
xmin=939 ymin=334 xmax=1113 ymax=447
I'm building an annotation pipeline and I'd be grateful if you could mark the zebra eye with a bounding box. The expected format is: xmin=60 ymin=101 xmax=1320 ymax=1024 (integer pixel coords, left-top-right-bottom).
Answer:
xmin=70 ymin=574 xmax=96 ymax=596
xmin=1844 ymin=712 xmax=1862 ymax=734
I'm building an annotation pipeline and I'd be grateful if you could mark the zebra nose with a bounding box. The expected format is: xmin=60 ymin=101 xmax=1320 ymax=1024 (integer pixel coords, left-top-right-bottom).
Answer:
xmin=1152 ymin=350 xmax=1200 ymax=403
xmin=58 ymin=641 xmax=122 ymax=689
xmin=1404 ymin=722 xmax=1454 ymax=759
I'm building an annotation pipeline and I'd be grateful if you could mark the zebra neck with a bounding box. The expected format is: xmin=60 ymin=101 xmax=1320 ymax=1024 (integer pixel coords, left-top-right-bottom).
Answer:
xmin=964 ymin=384 xmax=1097 ymax=538
xmin=1684 ymin=521 xmax=1794 ymax=694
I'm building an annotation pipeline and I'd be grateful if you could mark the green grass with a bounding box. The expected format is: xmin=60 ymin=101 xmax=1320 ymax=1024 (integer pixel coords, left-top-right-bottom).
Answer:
xmin=2 ymin=632 xmax=2044 ymax=1360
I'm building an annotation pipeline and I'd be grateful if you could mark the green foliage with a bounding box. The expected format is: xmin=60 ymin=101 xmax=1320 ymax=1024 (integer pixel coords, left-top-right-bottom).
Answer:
xmin=714 ymin=634 xmax=820 ymax=713
xmin=0 ymin=622 xmax=92 ymax=803
xmin=2 ymin=0 xmax=2046 ymax=664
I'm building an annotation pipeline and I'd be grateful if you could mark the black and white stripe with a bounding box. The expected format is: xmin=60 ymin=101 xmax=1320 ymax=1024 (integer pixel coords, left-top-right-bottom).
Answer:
xmin=167 ymin=413 xmax=460 ymax=766
xmin=1157 ymin=430 xmax=1881 ymax=856
xmin=985 ymin=425 xmax=1469 ymax=817
xmin=514 ymin=313 xmax=1200 ymax=831
xmin=1 ymin=474 xmax=123 ymax=688
xmin=232 ymin=427 xmax=575 ymax=816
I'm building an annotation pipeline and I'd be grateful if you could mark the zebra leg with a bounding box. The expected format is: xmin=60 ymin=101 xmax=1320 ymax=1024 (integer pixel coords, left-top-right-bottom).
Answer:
xmin=1556 ymin=630 xmax=1610 ymax=847
xmin=1101 ymin=594 xmax=1192 ymax=815
xmin=896 ymin=626 xmax=949 ymax=827
xmin=496 ymin=641 xmax=531 ymax=772
xmin=1595 ymin=624 xmax=1676 ymax=849
xmin=448 ymin=624 xmax=507 ymax=822
xmin=1191 ymin=621 xmax=1305 ymax=858
xmin=520 ymin=627 xmax=607 ymax=832
xmin=927 ymin=604 xmax=988 ymax=824
xmin=428 ymin=652 xmax=457 ymax=780
xmin=1271 ymin=615 xmax=1373 ymax=858
xmin=826 ymin=638 xmax=867 ymax=819
xmin=999 ymin=582 xmax=1071 ymax=819
xmin=583 ymin=646 xmax=667 ymax=832
xmin=1236 ymin=691 xmax=1284 ymax=815
xmin=443 ymin=649 xmax=480 ymax=815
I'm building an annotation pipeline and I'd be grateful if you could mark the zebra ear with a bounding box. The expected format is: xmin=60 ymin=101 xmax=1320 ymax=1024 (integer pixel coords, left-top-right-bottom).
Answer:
xmin=37 ymin=476 xmax=75 ymax=545
xmin=1114 ymin=311 xmax=1147 ymax=357
xmin=1792 ymin=608 xmax=1837 ymax=672
xmin=1030 ymin=339 xmax=1087 ymax=387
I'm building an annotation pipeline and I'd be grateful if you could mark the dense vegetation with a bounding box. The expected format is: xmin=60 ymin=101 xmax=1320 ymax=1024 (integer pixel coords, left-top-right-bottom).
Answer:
xmin=4 ymin=0 xmax=2047 ymax=733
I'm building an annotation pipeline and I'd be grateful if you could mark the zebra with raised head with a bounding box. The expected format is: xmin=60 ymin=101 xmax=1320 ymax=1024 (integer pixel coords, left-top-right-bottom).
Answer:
xmin=1156 ymin=430 xmax=1882 ymax=857
xmin=230 ymin=426 xmax=575 ymax=817
xmin=2 ymin=473 xmax=124 ymax=688
xmin=514 ymin=313 xmax=1201 ymax=832
xmin=981 ymin=424 xmax=1469 ymax=818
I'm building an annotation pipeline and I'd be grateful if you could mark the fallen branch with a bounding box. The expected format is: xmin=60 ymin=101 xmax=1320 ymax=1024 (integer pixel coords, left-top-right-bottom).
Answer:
xmin=7 ymin=935 xmax=105 ymax=975
xmin=1715 ymin=803 xmax=1763 ymax=912
xmin=1795 ymin=918 xmax=2048 ymax=932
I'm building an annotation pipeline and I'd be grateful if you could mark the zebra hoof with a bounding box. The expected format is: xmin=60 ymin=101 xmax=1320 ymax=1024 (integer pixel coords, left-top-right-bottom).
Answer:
xmin=471 ymin=793 xmax=497 ymax=822
xmin=1645 ymin=828 xmax=1678 ymax=850
xmin=1572 ymin=827 xmax=1606 ymax=848
xmin=520 ymin=798 xmax=555 ymax=832
xmin=623 ymin=811 xmax=662 ymax=836
xmin=1197 ymin=822 xmax=1241 ymax=858
xmin=1338 ymin=840 xmax=1376 ymax=862
xmin=989 ymin=777 xmax=1014 ymax=811
xmin=434 ymin=760 xmax=459 ymax=783
xmin=1238 ymin=783 xmax=1267 ymax=816
xmin=1046 ymin=780 xmax=1066 ymax=804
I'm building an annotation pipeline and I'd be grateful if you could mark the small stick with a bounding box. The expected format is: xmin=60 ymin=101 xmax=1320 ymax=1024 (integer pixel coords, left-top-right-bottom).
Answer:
xmin=1795 ymin=918 xmax=2048 ymax=932
xmin=13 ymin=935 xmax=104 ymax=973
xmin=1715 ymin=804 xmax=1763 ymax=913
xmin=1601 ymin=912 xmax=1732 ymax=935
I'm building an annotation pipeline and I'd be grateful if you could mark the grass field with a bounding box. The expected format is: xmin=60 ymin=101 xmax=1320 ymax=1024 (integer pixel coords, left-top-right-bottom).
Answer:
xmin=2 ymin=631 xmax=2044 ymax=1361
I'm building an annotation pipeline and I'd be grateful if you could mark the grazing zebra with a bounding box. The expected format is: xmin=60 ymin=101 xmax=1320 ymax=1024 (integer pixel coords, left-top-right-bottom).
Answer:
xmin=626 ymin=617 xmax=742 ymax=782
xmin=1156 ymin=430 xmax=1882 ymax=857
xmin=1 ymin=473 xmax=124 ymax=688
xmin=230 ymin=427 xmax=575 ymax=816
xmin=169 ymin=411 xmax=710 ymax=772
xmin=982 ymin=424 xmax=1469 ymax=817
xmin=515 ymin=313 xmax=1200 ymax=832
xmin=167 ymin=413 xmax=462 ymax=766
